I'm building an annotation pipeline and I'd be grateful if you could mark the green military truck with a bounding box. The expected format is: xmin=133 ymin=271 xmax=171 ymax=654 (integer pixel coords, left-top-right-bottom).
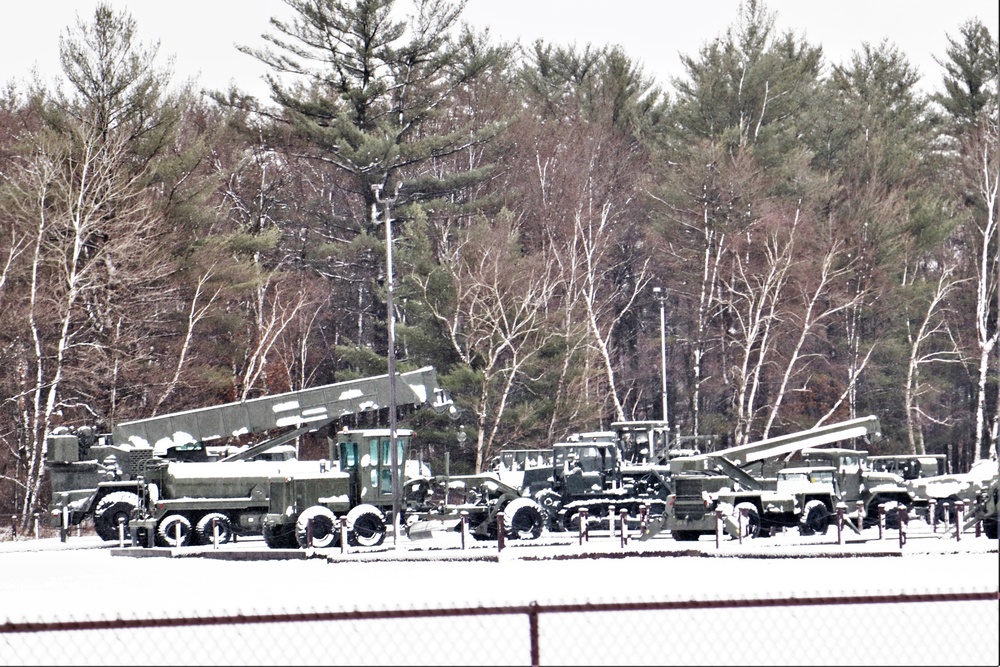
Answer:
xmin=653 ymin=416 xmax=903 ymax=540
xmin=261 ymin=428 xmax=546 ymax=548
xmin=44 ymin=367 xmax=453 ymax=543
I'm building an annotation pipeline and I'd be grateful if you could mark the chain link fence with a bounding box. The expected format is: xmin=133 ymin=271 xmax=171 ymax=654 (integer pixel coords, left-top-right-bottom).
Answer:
xmin=2 ymin=589 xmax=997 ymax=665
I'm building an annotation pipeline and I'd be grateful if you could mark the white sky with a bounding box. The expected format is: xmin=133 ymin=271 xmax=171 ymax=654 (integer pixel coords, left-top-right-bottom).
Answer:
xmin=0 ymin=1 xmax=997 ymax=100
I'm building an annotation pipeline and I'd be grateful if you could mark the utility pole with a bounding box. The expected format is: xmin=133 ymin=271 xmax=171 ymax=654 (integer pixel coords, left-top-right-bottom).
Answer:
xmin=653 ymin=286 xmax=669 ymax=434
xmin=372 ymin=182 xmax=401 ymax=546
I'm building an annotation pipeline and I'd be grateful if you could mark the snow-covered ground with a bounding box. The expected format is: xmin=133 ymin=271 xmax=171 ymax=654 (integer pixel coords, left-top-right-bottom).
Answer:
xmin=0 ymin=527 xmax=997 ymax=666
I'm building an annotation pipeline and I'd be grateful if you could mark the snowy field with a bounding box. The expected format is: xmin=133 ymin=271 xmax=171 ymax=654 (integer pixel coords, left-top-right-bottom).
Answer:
xmin=0 ymin=527 xmax=997 ymax=666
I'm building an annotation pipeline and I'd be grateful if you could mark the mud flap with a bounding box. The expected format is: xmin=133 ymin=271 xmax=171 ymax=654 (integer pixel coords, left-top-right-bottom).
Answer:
xmin=638 ymin=515 xmax=666 ymax=541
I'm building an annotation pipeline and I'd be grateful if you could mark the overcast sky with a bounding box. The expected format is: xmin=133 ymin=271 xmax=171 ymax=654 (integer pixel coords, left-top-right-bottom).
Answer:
xmin=1 ymin=0 xmax=997 ymax=100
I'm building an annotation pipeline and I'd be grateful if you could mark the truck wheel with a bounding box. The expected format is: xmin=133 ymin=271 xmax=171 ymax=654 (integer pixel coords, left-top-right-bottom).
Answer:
xmin=195 ymin=513 xmax=234 ymax=545
xmin=671 ymin=530 xmax=701 ymax=542
xmin=93 ymin=491 xmax=139 ymax=541
xmin=262 ymin=522 xmax=298 ymax=549
xmin=156 ymin=514 xmax=192 ymax=547
xmin=533 ymin=489 xmax=562 ymax=531
xmin=347 ymin=506 xmax=386 ymax=547
xmin=296 ymin=506 xmax=338 ymax=548
xmin=733 ymin=502 xmax=761 ymax=539
xmin=799 ymin=500 xmax=830 ymax=536
xmin=881 ymin=501 xmax=904 ymax=530
xmin=504 ymin=498 xmax=544 ymax=540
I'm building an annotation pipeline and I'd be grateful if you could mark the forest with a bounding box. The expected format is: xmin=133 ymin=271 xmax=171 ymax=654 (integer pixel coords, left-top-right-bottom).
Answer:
xmin=0 ymin=0 xmax=997 ymax=527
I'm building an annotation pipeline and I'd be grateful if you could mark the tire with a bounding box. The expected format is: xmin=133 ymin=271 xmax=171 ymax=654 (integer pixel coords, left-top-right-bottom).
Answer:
xmin=984 ymin=517 xmax=998 ymax=540
xmin=881 ymin=501 xmax=904 ymax=530
xmin=503 ymin=498 xmax=544 ymax=540
xmin=799 ymin=500 xmax=830 ymax=536
xmin=93 ymin=491 xmax=140 ymax=541
xmin=156 ymin=514 xmax=192 ymax=547
xmin=671 ymin=530 xmax=701 ymax=542
xmin=194 ymin=513 xmax=234 ymax=546
xmin=296 ymin=506 xmax=338 ymax=548
xmin=346 ymin=506 xmax=386 ymax=547
xmin=262 ymin=522 xmax=298 ymax=549
xmin=533 ymin=489 xmax=562 ymax=531
xmin=733 ymin=502 xmax=761 ymax=539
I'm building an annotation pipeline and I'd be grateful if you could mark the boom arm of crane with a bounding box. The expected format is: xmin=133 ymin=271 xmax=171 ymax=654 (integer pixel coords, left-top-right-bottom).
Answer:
xmin=669 ymin=415 xmax=882 ymax=476
xmin=112 ymin=366 xmax=453 ymax=453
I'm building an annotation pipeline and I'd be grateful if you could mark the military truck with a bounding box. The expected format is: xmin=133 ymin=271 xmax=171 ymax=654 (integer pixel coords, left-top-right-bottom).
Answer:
xmin=653 ymin=415 xmax=891 ymax=541
xmin=260 ymin=428 xmax=545 ymax=548
xmin=905 ymin=458 xmax=999 ymax=531
xmin=44 ymin=367 xmax=454 ymax=543
xmin=868 ymin=454 xmax=947 ymax=480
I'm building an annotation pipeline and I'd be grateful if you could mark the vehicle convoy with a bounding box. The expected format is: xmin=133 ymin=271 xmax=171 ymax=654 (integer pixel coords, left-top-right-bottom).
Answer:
xmin=259 ymin=428 xmax=546 ymax=548
xmin=650 ymin=415 xmax=909 ymax=541
xmin=44 ymin=367 xmax=454 ymax=544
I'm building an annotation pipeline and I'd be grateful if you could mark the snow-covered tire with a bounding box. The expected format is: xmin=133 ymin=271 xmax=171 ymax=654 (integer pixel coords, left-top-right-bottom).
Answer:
xmin=881 ymin=501 xmax=905 ymax=530
xmin=799 ymin=500 xmax=830 ymax=536
xmin=346 ymin=505 xmax=386 ymax=547
xmin=503 ymin=498 xmax=544 ymax=540
xmin=156 ymin=514 xmax=192 ymax=547
xmin=533 ymin=489 xmax=562 ymax=531
xmin=194 ymin=512 xmax=234 ymax=545
xmin=263 ymin=522 xmax=298 ymax=549
xmin=733 ymin=502 xmax=761 ymax=539
xmin=93 ymin=491 xmax=139 ymax=541
xmin=296 ymin=506 xmax=338 ymax=548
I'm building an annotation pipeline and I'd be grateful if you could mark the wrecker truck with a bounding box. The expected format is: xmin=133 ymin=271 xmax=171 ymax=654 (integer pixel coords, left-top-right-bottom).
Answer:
xmin=648 ymin=415 xmax=910 ymax=540
xmin=44 ymin=367 xmax=453 ymax=545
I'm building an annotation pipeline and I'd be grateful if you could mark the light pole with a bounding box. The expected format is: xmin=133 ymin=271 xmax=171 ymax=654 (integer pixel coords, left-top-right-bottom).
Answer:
xmin=372 ymin=182 xmax=401 ymax=545
xmin=652 ymin=286 xmax=669 ymax=435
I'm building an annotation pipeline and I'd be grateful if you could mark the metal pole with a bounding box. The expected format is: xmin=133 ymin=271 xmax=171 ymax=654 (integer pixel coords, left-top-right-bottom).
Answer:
xmin=373 ymin=183 xmax=401 ymax=547
xmin=653 ymin=287 xmax=669 ymax=430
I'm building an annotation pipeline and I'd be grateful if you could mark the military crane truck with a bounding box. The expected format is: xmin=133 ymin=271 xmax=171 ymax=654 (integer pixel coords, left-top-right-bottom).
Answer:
xmin=260 ymin=428 xmax=546 ymax=548
xmin=44 ymin=367 xmax=453 ymax=544
xmin=650 ymin=415 xmax=889 ymax=541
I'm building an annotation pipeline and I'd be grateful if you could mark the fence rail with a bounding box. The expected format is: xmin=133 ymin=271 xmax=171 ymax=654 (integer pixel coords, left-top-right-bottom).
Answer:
xmin=2 ymin=589 xmax=997 ymax=666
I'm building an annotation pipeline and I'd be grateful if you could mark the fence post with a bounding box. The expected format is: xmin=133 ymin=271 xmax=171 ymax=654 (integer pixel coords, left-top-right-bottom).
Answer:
xmin=578 ymin=508 xmax=589 ymax=544
xmin=929 ymin=499 xmax=937 ymax=533
xmin=855 ymin=501 xmax=864 ymax=535
xmin=608 ymin=505 xmax=616 ymax=540
xmin=898 ymin=506 xmax=908 ymax=548
xmin=60 ymin=505 xmax=68 ymax=543
xmin=878 ymin=504 xmax=885 ymax=540
xmin=460 ymin=510 xmax=469 ymax=550
xmin=836 ymin=503 xmax=846 ymax=545
xmin=11 ymin=515 xmax=17 ymax=540
xmin=528 ymin=601 xmax=540 ymax=667
xmin=212 ymin=517 xmax=220 ymax=550
xmin=955 ymin=501 xmax=964 ymax=542
xmin=117 ymin=517 xmax=126 ymax=548
xmin=620 ymin=508 xmax=628 ymax=548
xmin=33 ymin=513 xmax=40 ymax=540
xmin=738 ymin=506 xmax=747 ymax=545
xmin=638 ymin=504 xmax=648 ymax=536
xmin=306 ymin=517 xmax=314 ymax=549
xmin=497 ymin=512 xmax=505 ymax=552
xmin=715 ymin=508 xmax=723 ymax=549
xmin=340 ymin=517 xmax=348 ymax=555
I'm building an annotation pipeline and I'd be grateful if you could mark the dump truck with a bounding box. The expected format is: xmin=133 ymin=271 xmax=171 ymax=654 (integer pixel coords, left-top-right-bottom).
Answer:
xmin=259 ymin=428 xmax=545 ymax=548
xmin=44 ymin=367 xmax=454 ymax=543
xmin=649 ymin=415 xmax=890 ymax=541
